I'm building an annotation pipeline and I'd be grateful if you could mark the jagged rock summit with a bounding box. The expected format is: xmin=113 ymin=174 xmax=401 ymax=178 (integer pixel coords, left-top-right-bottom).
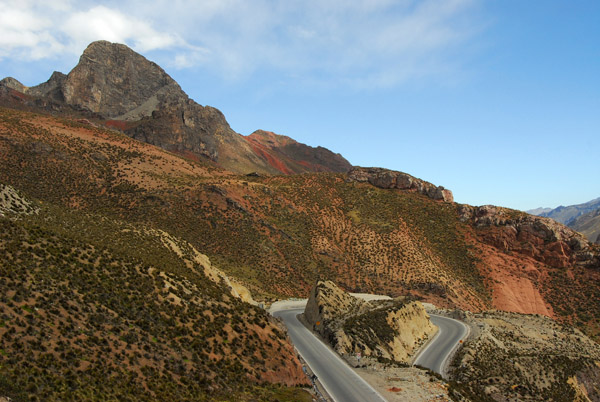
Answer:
xmin=62 ymin=41 xmax=183 ymax=118
xmin=0 ymin=40 xmax=351 ymax=175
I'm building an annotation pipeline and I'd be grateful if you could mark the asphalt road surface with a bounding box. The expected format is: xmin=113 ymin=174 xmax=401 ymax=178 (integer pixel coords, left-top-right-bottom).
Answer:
xmin=413 ymin=314 xmax=469 ymax=377
xmin=273 ymin=308 xmax=387 ymax=402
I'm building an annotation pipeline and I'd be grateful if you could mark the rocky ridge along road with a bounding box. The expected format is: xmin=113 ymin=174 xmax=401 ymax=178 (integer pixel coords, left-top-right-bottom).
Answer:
xmin=270 ymin=298 xmax=466 ymax=401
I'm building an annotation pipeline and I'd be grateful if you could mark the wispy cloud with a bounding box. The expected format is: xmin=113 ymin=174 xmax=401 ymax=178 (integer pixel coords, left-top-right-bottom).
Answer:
xmin=0 ymin=0 xmax=481 ymax=87
xmin=62 ymin=6 xmax=181 ymax=53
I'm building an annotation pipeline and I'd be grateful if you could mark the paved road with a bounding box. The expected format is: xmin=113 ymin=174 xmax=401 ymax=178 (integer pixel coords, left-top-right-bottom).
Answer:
xmin=273 ymin=308 xmax=387 ymax=402
xmin=413 ymin=314 xmax=469 ymax=377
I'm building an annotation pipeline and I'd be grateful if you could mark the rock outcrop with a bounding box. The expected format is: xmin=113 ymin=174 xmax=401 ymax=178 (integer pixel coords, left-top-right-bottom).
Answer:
xmin=304 ymin=280 xmax=436 ymax=364
xmin=305 ymin=280 xmax=366 ymax=330
xmin=0 ymin=77 xmax=27 ymax=93
xmin=459 ymin=204 xmax=600 ymax=269
xmin=347 ymin=167 xmax=454 ymax=202
xmin=0 ymin=183 xmax=38 ymax=217
xmin=62 ymin=41 xmax=182 ymax=118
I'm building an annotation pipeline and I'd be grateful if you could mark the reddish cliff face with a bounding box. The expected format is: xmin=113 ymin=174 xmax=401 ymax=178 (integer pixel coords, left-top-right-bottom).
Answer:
xmin=460 ymin=204 xmax=600 ymax=332
xmin=245 ymin=130 xmax=352 ymax=174
xmin=459 ymin=205 xmax=598 ymax=270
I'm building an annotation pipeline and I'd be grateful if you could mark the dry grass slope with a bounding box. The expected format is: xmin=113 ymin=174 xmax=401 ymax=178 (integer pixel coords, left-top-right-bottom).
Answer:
xmin=0 ymin=208 xmax=309 ymax=401
xmin=1 ymin=106 xmax=599 ymax=343
xmin=449 ymin=311 xmax=600 ymax=401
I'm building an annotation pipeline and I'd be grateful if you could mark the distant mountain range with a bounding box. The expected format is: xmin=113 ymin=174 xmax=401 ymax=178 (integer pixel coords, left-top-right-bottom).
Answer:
xmin=526 ymin=207 xmax=553 ymax=216
xmin=528 ymin=197 xmax=600 ymax=244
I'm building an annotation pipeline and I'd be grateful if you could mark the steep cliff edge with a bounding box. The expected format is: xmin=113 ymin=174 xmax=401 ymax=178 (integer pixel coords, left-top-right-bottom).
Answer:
xmin=458 ymin=204 xmax=600 ymax=333
xmin=304 ymin=281 xmax=436 ymax=364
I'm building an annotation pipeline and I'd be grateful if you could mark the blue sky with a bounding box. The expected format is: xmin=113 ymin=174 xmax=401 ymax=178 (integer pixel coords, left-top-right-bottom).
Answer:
xmin=1 ymin=0 xmax=598 ymax=211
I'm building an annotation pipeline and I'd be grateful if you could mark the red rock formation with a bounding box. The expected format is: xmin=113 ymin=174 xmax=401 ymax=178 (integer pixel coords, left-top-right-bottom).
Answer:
xmin=459 ymin=204 xmax=598 ymax=269
xmin=245 ymin=130 xmax=352 ymax=174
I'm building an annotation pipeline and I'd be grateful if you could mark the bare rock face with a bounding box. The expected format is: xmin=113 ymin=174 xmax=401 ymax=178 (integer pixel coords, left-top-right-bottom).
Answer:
xmin=458 ymin=204 xmax=600 ymax=269
xmin=59 ymin=41 xmax=229 ymax=161
xmin=304 ymin=280 xmax=435 ymax=364
xmin=62 ymin=41 xmax=182 ymax=118
xmin=27 ymin=71 xmax=67 ymax=102
xmin=305 ymin=280 xmax=366 ymax=330
xmin=0 ymin=77 xmax=27 ymax=93
xmin=347 ymin=167 xmax=454 ymax=202
xmin=0 ymin=72 xmax=67 ymax=103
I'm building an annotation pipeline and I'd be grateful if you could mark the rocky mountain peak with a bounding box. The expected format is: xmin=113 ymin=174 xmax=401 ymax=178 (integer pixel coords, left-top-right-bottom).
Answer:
xmin=62 ymin=40 xmax=184 ymax=119
xmin=0 ymin=77 xmax=26 ymax=93
xmin=1 ymin=40 xmax=351 ymax=175
xmin=27 ymin=71 xmax=67 ymax=101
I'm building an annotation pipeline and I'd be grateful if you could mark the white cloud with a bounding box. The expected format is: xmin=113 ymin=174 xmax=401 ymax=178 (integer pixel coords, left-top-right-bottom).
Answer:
xmin=61 ymin=6 xmax=180 ymax=53
xmin=60 ymin=6 xmax=182 ymax=52
xmin=0 ymin=1 xmax=184 ymax=61
xmin=0 ymin=0 xmax=481 ymax=87
xmin=173 ymin=47 xmax=211 ymax=69
xmin=0 ymin=2 xmax=62 ymax=60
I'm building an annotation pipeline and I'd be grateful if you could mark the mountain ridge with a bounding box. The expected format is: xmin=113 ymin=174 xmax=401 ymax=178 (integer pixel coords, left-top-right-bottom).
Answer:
xmin=528 ymin=197 xmax=600 ymax=244
xmin=0 ymin=40 xmax=351 ymax=176
xmin=1 ymin=106 xmax=598 ymax=328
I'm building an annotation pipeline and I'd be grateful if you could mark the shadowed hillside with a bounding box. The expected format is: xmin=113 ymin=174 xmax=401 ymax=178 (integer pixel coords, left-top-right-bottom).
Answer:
xmin=531 ymin=198 xmax=600 ymax=244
